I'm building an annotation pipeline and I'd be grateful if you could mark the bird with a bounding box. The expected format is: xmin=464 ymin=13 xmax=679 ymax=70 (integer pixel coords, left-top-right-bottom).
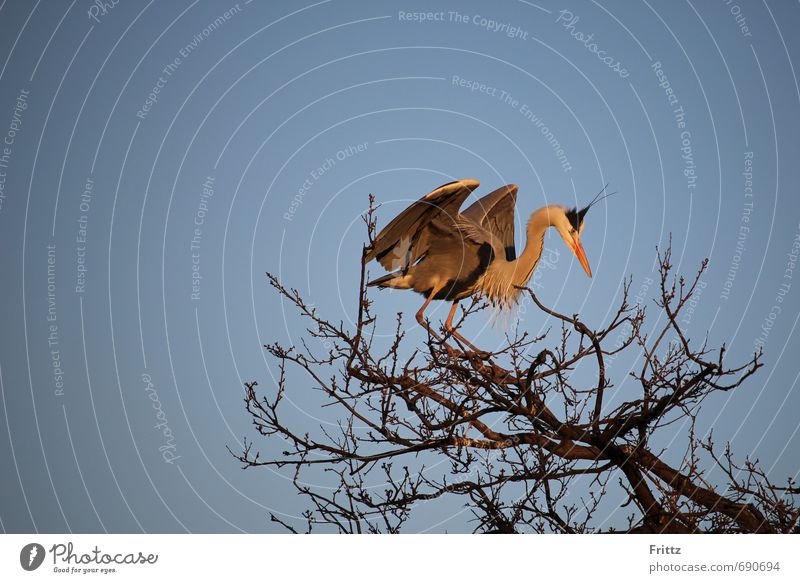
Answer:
xmin=364 ymin=178 xmax=605 ymax=351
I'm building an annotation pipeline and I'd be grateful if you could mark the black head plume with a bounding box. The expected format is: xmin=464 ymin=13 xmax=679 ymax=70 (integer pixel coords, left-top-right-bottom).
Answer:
xmin=566 ymin=184 xmax=616 ymax=230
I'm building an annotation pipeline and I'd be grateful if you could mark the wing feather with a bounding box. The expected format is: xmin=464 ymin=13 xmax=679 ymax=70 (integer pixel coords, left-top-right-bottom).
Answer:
xmin=365 ymin=179 xmax=480 ymax=271
xmin=461 ymin=184 xmax=518 ymax=261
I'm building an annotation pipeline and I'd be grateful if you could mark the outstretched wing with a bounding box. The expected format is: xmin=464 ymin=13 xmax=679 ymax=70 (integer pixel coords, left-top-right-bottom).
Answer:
xmin=365 ymin=179 xmax=480 ymax=272
xmin=461 ymin=184 xmax=518 ymax=261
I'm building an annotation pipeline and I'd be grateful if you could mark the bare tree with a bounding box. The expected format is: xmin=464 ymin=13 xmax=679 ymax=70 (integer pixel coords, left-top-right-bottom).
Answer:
xmin=233 ymin=199 xmax=799 ymax=533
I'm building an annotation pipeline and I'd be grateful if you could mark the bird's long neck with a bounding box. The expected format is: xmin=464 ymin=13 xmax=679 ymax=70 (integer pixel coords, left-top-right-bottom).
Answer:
xmin=480 ymin=206 xmax=558 ymax=309
xmin=511 ymin=206 xmax=556 ymax=287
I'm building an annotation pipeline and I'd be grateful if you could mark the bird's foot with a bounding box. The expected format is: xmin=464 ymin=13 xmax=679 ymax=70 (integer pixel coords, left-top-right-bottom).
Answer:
xmin=441 ymin=343 xmax=488 ymax=361
xmin=462 ymin=348 xmax=492 ymax=360
xmin=444 ymin=332 xmax=491 ymax=359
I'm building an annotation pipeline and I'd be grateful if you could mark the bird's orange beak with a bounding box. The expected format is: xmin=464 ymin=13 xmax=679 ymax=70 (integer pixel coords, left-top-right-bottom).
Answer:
xmin=572 ymin=236 xmax=592 ymax=278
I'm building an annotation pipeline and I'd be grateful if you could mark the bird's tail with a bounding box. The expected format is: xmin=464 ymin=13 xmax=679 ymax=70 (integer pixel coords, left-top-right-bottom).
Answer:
xmin=367 ymin=271 xmax=412 ymax=289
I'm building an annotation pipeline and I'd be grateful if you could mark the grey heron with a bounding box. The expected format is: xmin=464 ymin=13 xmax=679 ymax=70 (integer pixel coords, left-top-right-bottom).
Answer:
xmin=365 ymin=179 xmax=603 ymax=350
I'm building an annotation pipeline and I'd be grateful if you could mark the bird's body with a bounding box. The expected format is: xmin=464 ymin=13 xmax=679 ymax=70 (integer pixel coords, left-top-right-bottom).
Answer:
xmin=365 ymin=178 xmax=598 ymax=349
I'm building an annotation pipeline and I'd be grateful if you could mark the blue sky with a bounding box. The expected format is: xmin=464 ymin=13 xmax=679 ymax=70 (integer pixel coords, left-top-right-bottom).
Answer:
xmin=0 ymin=0 xmax=798 ymax=532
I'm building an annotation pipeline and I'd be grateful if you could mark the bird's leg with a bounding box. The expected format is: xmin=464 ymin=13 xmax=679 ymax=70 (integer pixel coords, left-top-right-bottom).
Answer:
xmin=444 ymin=301 xmax=488 ymax=356
xmin=444 ymin=301 xmax=459 ymax=330
xmin=416 ymin=290 xmax=442 ymax=341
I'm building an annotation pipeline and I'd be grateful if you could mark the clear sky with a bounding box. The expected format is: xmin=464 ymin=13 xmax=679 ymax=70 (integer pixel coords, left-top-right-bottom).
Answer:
xmin=0 ymin=0 xmax=798 ymax=532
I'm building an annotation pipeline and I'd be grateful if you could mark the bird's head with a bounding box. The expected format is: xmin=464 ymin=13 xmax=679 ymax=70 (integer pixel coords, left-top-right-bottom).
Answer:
xmin=553 ymin=206 xmax=592 ymax=278
xmin=552 ymin=186 xmax=614 ymax=278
